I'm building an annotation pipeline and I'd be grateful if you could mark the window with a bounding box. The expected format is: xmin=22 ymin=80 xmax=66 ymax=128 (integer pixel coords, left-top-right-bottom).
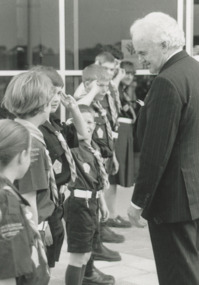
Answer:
xmin=0 ymin=0 xmax=59 ymax=70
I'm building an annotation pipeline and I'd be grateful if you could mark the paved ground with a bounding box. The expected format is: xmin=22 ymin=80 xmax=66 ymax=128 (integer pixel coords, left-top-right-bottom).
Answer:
xmin=49 ymin=186 xmax=159 ymax=285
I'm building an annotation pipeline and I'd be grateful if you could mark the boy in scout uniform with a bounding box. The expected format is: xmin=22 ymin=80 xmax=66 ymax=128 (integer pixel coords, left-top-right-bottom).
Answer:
xmin=36 ymin=65 xmax=89 ymax=269
xmin=64 ymin=104 xmax=115 ymax=285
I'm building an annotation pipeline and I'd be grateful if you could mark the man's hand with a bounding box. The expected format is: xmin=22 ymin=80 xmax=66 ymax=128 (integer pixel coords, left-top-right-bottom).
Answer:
xmin=127 ymin=204 xmax=146 ymax=228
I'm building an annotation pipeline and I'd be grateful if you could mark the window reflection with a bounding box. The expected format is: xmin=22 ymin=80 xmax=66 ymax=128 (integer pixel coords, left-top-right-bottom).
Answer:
xmin=66 ymin=76 xmax=82 ymax=96
xmin=0 ymin=0 xmax=59 ymax=70
xmin=0 ymin=76 xmax=15 ymax=119
xmin=65 ymin=0 xmax=178 ymax=70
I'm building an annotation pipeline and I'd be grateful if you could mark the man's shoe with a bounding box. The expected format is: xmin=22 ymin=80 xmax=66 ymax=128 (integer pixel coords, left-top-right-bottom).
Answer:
xmin=106 ymin=215 xmax=132 ymax=228
xmin=93 ymin=243 xmax=121 ymax=262
xmin=82 ymin=266 xmax=115 ymax=285
xmin=100 ymin=223 xmax=125 ymax=243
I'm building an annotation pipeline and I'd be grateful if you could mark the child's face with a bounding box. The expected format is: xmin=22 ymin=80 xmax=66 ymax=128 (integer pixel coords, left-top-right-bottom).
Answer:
xmin=50 ymin=87 xmax=62 ymax=113
xmin=95 ymin=80 xmax=110 ymax=100
xmin=101 ymin=62 xmax=115 ymax=79
xmin=121 ymin=66 xmax=135 ymax=86
xmin=42 ymin=101 xmax=52 ymax=123
xmin=82 ymin=111 xmax=96 ymax=138
xmin=87 ymin=80 xmax=109 ymax=101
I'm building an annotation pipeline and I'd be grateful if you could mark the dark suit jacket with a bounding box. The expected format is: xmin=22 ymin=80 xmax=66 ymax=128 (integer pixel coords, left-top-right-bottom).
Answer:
xmin=132 ymin=51 xmax=199 ymax=223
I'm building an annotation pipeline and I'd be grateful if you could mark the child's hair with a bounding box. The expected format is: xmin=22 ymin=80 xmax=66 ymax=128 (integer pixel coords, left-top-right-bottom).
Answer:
xmin=120 ymin=60 xmax=135 ymax=73
xmin=95 ymin=51 xmax=115 ymax=65
xmin=0 ymin=119 xmax=30 ymax=167
xmin=3 ymin=70 xmax=55 ymax=118
xmin=82 ymin=64 xmax=110 ymax=84
xmin=31 ymin=65 xmax=64 ymax=88
xmin=78 ymin=104 xmax=95 ymax=117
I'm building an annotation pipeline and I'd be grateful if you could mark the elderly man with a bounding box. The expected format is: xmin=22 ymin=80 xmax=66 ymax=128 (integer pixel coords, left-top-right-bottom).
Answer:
xmin=128 ymin=12 xmax=199 ymax=285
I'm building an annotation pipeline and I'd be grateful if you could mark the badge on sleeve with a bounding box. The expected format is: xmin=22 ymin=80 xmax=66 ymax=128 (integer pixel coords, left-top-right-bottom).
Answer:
xmin=53 ymin=159 xmax=62 ymax=174
xmin=97 ymin=127 xmax=104 ymax=138
xmin=83 ymin=163 xmax=90 ymax=174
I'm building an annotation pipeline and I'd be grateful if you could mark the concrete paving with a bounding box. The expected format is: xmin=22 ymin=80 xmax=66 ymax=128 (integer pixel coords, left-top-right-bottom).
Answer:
xmin=49 ymin=186 xmax=159 ymax=285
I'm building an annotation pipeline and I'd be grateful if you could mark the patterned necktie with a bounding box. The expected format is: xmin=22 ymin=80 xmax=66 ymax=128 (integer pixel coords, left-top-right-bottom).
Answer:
xmin=86 ymin=143 xmax=110 ymax=190
xmin=54 ymin=131 xmax=77 ymax=182
xmin=14 ymin=118 xmax=59 ymax=206
xmin=93 ymin=101 xmax=113 ymax=140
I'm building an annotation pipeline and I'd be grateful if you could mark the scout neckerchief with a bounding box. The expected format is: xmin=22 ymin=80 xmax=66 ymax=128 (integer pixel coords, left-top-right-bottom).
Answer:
xmin=92 ymin=100 xmax=113 ymax=141
xmin=15 ymin=118 xmax=59 ymax=206
xmin=85 ymin=141 xmax=110 ymax=190
xmin=54 ymin=131 xmax=77 ymax=182
xmin=110 ymin=81 xmax=121 ymax=113
xmin=106 ymin=90 xmax=118 ymax=128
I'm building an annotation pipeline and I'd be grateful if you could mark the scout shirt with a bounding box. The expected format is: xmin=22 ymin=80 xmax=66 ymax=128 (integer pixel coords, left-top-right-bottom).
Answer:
xmin=0 ymin=185 xmax=34 ymax=279
xmin=0 ymin=181 xmax=49 ymax=284
xmin=68 ymin=140 xmax=103 ymax=192
xmin=16 ymin=135 xmax=55 ymax=224
xmin=39 ymin=114 xmax=78 ymax=188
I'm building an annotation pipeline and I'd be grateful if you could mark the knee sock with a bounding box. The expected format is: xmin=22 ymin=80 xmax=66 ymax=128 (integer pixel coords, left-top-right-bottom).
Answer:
xmin=84 ymin=255 xmax=94 ymax=277
xmin=65 ymin=265 xmax=81 ymax=285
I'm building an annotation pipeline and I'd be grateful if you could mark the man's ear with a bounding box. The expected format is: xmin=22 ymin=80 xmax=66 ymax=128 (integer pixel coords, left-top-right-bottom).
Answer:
xmin=161 ymin=41 xmax=169 ymax=52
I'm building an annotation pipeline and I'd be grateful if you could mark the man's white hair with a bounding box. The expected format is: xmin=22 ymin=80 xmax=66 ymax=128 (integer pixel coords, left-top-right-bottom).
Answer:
xmin=130 ymin=12 xmax=185 ymax=49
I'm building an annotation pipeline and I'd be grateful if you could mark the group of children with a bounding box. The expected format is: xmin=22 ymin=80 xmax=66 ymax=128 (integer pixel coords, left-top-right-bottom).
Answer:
xmin=0 ymin=51 xmax=139 ymax=285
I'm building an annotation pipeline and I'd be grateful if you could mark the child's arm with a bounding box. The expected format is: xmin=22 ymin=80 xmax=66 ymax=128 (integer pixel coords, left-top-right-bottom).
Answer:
xmin=0 ymin=278 xmax=16 ymax=285
xmin=22 ymin=191 xmax=38 ymax=225
xmin=76 ymin=81 xmax=101 ymax=106
xmin=99 ymin=192 xmax=109 ymax=222
xmin=44 ymin=223 xmax=53 ymax=246
xmin=61 ymin=93 xmax=89 ymax=139
xmin=112 ymin=68 xmax=126 ymax=88
xmin=110 ymin=150 xmax=119 ymax=175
